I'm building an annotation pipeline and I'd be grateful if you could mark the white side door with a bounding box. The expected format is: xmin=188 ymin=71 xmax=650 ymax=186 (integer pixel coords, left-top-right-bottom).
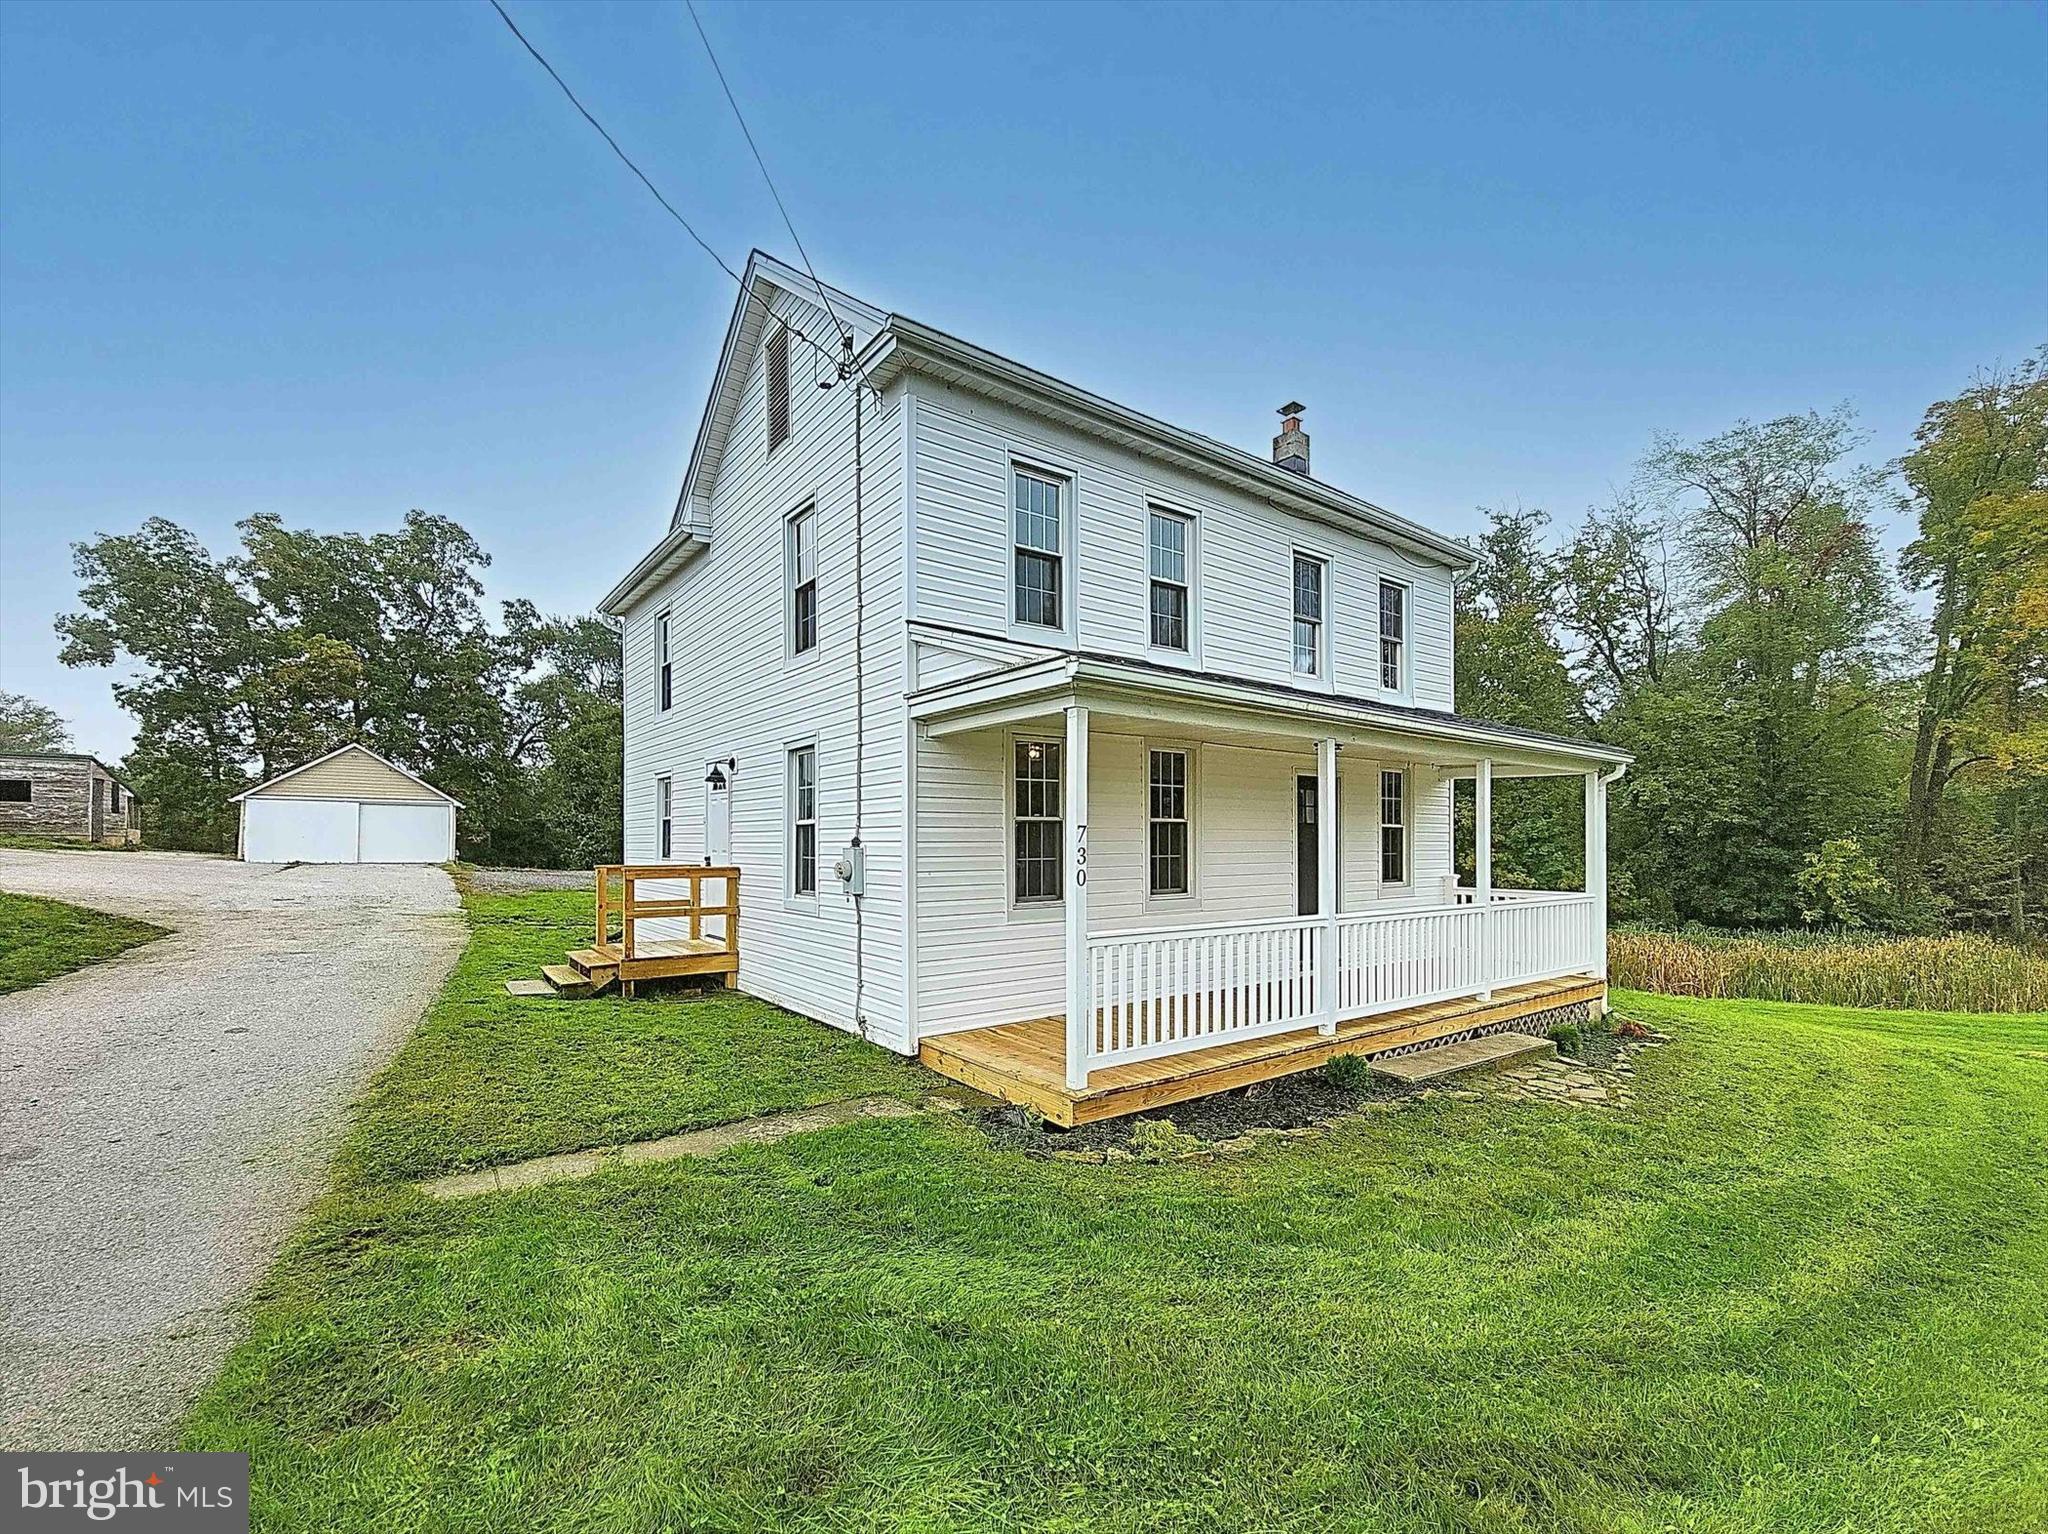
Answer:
xmin=358 ymin=802 xmax=453 ymax=863
xmin=705 ymin=768 xmax=731 ymax=864
xmin=243 ymin=798 xmax=359 ymax=863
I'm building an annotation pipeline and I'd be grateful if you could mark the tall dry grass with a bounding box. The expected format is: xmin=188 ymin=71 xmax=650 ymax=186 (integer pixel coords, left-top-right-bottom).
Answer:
xmin=1609 ymin=928 xmax=2048 ymax=1014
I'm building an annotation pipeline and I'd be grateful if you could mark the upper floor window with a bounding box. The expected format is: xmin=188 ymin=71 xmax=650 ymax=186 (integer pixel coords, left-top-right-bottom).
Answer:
xmin=1148 ymin=509 xmax=1191 ymax=652
xmin=766 ymin=325 xmax=791 ymax=454
xmin=1291 ymin=554 xmax=1325 ymax=676
xmin=658 ymin=612 xmax=673 ymax=711
xmin=1379 ymin=769 xmax=1406 ymax=883
xmin=789 ymin=746 xmax=817 ymax=897
xmin=1148 ymin=748 xmax=1191 ymax=896
xmin=1379 ymin=579 xmax=1407 ymax=691
xmin=788 ymin=503 xmax=818 ymax=655
xmin=1012 ymin=467 xmax=1065 ymax=631
xmin=656 ymin=774 xmax=673 ymax=860
xmin=1012 ymin=738 xmax=1063 ymax=903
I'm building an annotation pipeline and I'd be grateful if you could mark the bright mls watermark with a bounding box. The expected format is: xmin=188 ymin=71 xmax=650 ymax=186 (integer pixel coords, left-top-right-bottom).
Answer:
xmin=4 ymin=1454 xmax=248 ymax=1532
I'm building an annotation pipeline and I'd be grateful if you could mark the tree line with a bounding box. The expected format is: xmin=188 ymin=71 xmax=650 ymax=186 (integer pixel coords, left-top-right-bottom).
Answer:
xmin=42 ymin=511 xmax=622 ymax=868
xmin=1457 ymin=351 xmax=2045 ymax=935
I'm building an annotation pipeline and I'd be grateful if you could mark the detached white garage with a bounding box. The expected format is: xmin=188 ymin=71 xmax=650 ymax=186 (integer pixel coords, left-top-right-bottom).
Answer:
xmin=233 ymin=744 xmax=459 ymax=864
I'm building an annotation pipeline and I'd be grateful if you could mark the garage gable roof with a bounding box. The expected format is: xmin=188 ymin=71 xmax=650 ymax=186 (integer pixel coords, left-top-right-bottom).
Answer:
xmin=230 ymin=744 xmax=463 ymax=806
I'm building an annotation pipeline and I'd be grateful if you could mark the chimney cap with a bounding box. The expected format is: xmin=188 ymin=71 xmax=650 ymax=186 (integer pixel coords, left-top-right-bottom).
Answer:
xmin=1277 ymin=401 xmax=1305 ymax=418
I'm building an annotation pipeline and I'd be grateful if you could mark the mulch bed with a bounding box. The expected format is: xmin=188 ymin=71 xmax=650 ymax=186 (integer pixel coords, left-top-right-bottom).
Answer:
xmin=974 ymin=1068 xmax=1422 ymax=1157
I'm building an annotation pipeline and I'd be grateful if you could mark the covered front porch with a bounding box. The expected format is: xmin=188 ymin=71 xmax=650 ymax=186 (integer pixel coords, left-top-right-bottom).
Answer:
xmin=907 ymin=651 xmax=1627 ymax=1122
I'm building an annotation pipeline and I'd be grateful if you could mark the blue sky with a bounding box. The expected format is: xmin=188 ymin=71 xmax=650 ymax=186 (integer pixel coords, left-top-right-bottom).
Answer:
xmin=3 ymin=0 xmax=2044 ymax=758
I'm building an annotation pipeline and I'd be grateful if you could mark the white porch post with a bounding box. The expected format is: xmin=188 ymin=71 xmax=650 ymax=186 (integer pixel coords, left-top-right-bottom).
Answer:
xmin=1586 ymin=768 xmax=1609 ymax=992
xmin=1475 ymin=757 xmax=1493 ymax=999
xmin=1316 ymin=736 xmax=1339 ymax=1036
xmin=1064 ymin=704 xmax=1091 ymax=1091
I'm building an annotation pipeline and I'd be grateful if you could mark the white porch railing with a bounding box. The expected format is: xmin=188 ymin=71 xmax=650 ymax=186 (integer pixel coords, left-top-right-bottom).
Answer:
xmin=1079 ymin=892 xmax=1598 ymax=1083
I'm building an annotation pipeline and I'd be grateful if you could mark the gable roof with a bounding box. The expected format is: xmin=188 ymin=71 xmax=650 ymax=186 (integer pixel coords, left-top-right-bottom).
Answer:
xmin=603 ymin=252 xmax=1475 ymax=616
xmin=228 ymin=743 xmax=462 ymax=806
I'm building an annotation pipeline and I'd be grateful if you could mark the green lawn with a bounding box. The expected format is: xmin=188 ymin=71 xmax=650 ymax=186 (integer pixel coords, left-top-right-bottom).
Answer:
xmin=339 ymin=890 xmax=928 ymax=1186
xmin=183 ymin=891 xmax=2048 ymax=1532
xmin=0 ymin=889 xmax=165 ymax=993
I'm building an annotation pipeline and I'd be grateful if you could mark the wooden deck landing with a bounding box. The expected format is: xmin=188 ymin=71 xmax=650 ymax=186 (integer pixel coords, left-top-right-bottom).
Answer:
xmin=919 ymin=975 xmax=1604 ymax=1127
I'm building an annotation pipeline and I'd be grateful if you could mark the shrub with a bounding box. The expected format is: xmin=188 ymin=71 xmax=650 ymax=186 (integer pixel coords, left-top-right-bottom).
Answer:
xmin=1318 ymin=1053 xmax=1374 ymax=1092
xmin=1547 ymin=1022 xmax=1583 ymax=1055
xmin=1608 ymin=927 xmax=2048 ymax=1013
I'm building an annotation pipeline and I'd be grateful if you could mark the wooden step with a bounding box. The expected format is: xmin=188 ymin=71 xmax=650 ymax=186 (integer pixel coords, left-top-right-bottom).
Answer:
xmin=565 ymin=946 xmax=619 ymax=977
xmin=1369 ymin=1030 xmax=1554 ymax=1085
xmin=541 ymin=963 xmax=594 ymax=998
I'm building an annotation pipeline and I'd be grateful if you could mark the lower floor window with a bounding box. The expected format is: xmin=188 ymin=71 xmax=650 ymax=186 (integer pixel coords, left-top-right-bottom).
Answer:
xmin=1148 ymin=748 xmax=1190 ymax=895
xmin=1013 ymin=738 xmax=1063 ymax=902
xmin=1380 ymin=769 xmax=1406 ymax=883
xmin=656 ymin=775 xmax=672 ymax=860
xmin=790 ymin=747 xmax=817 ymax=896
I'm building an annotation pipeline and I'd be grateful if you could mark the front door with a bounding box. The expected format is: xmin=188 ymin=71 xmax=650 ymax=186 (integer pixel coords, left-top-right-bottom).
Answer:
xmin=1296 ymin=775 xmax=1318 ymax=915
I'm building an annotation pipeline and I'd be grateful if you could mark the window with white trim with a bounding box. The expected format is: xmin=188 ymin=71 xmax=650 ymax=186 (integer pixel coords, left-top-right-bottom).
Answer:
xmin=789 ymin=746 xmax=817 ymax=897
xmin=1147 ymin=748 xmax=1191 ymax=895
xmin=1292 ymin=554 xmax=1325 ymax=676
xmin=658 ymin=612 xmax=672 ymax=712
xmin=1379 ymin=769 xmax=1406 ymax=883
xmin=1379 ymin=579 xmax=1406 ymax=691
xmin=1012 ymin=467 xmax=1065 ymax=630
xmin=656 ymin=774 xmax=673 ymax=860
xmin=788 ymin=503 xmax=817 ymax=655
xmin=1148 ymin=508 xmax=1190 ymax=651
xmin=766 ymin=324 xmax=791 ymax=453
xmin=1012 ymin=738 xmax=1063 ymax=903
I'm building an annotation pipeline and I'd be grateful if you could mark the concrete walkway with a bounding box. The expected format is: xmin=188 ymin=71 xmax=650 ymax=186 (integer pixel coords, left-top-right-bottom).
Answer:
xmin=0 ymin=850 xmax=463 ymax=1449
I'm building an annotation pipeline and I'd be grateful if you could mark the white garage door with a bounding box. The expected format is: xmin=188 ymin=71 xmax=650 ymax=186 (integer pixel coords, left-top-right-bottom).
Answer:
xmin=358 ymin=802 xmax=452 ymax=863
xmin=243 ymin=798 xmax=359 ymax=863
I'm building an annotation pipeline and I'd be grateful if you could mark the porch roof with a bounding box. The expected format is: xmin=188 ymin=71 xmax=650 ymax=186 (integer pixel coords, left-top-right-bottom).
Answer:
xmin=907 ymin=648 xmax=1631 ymax=776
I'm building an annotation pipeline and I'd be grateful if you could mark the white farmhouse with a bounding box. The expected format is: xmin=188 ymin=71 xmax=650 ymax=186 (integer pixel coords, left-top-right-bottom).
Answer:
xmin=597 ymin=253 xmax=1629 ymax=1124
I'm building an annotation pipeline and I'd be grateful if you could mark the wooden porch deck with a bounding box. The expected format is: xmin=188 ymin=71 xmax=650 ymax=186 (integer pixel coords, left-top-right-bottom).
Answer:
xmin=919 ymin=974 xmax=1605 ymax=1126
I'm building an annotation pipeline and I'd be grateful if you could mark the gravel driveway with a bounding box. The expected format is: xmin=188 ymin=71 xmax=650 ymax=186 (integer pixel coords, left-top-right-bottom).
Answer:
xmin=0 ymin=850 xmax=463 ymax=1449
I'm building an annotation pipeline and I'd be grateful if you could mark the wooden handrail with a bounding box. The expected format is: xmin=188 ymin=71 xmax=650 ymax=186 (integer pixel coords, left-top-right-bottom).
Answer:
xmin=595 ymin=864 xmax=741 ymax=962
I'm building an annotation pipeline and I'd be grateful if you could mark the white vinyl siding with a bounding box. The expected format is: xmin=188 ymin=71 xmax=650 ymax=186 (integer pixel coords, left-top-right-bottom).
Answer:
xmin=908 ymin=388 xmax=1457 ymax=707
xmin=619 ymin=281 xmax=907 ymax=1045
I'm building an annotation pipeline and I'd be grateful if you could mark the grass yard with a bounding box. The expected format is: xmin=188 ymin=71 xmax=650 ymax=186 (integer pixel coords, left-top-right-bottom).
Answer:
xmin=339 ymin=890 xmax=929 ymax=1185
xmin=0 ymin=889 xmax=164 ymax=993
xmin=183 ymin=890 xmax=2048 ymax=1533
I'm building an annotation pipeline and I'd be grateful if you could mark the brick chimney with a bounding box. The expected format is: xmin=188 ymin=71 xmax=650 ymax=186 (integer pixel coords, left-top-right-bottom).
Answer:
xmin=1272 ymin=402 xmax=1309 ymax=476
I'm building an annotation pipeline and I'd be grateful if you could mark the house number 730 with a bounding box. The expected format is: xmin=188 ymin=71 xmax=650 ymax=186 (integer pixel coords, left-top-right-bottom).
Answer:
xmin=1073 ymin=822 xmax=1088 ymax=886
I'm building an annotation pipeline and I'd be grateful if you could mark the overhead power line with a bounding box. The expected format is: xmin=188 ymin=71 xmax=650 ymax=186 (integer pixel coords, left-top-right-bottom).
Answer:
xmin=483 ymin=0 xmax=848 ymax=380
xmin=682 ymin=0 xmax=856 ymax=362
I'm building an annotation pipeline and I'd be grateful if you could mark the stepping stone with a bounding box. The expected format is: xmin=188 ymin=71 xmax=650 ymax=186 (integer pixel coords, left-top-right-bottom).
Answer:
xmin=504 ymin=979 xmax=554 ymax=997
xmin=1370 ymin=1031 xmax=1555 ymax=1085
